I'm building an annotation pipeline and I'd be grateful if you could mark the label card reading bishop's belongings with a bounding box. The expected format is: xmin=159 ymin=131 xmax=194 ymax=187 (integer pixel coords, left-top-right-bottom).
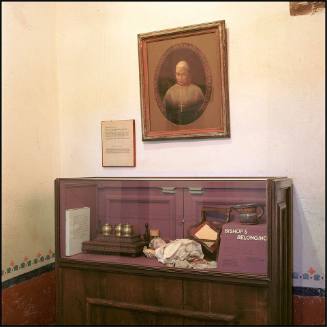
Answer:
xmin=217 ymin=222 xmax=267 ymax=275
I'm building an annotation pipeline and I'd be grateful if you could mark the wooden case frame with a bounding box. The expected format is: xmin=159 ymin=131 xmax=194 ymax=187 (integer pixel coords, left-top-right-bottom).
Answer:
xmin=55 ymin=177 xmax=293 ymax=325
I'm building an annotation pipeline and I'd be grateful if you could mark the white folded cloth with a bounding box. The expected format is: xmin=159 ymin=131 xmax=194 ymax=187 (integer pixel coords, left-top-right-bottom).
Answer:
xmin=155 ymin=238 xmax=204 ymax=265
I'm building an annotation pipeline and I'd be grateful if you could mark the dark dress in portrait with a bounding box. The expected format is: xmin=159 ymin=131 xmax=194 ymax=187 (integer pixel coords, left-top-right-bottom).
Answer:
xmin=163 ymin=83 xmax=204 ymax=125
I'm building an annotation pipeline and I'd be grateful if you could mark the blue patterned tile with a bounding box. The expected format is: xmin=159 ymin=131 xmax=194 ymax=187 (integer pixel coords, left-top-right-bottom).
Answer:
xmin=313 ymin=274 xmax=321 ymax=281
xmin=303 ymin=273 xmax=309 ymax=280
xmin=293 ymin=272 xmax=300 ymax=279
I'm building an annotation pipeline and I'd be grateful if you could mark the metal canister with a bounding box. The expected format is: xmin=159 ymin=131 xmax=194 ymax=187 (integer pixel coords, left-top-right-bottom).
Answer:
xmin=122 ymin=223 xmax=133 ymax=237
xmin=101 ymin=223 xmax=112 ymax=236
xmin=114 ymin=223 xmax=123 ymax=237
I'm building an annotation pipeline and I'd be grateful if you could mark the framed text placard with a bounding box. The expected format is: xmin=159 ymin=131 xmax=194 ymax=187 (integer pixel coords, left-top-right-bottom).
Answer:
xmin=101 ymin=119 xmax=136 ymax=167
xmin=138 ymin=20 xmax=230 ymax=140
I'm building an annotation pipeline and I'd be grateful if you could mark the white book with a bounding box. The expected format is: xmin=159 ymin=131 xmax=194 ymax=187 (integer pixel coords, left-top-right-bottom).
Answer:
xmin=65 ymin=207 xmax=90 ymax=256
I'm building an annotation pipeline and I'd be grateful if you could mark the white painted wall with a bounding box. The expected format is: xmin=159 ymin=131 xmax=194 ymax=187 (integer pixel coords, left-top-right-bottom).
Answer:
xmin=55 ymin=2 xmax=325 ymax=288
xmin=2 ymin=2 xmax=325 ymax=288
xmin=2 ymin=3 xmax=59 ymax=280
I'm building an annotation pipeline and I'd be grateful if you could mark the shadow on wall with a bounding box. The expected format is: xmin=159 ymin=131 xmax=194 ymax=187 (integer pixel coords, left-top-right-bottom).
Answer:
xmin=2 ymin=192 xmax=55 ymax=279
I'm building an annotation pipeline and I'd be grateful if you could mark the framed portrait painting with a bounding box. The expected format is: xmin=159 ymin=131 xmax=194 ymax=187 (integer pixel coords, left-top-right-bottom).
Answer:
xmin=138 ymin=20 xmax=230 ymax=141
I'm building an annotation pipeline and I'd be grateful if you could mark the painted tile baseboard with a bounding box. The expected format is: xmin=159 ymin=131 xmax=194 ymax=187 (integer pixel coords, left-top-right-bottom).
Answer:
xmin=2 ymin=262 xmax=55 ymax=289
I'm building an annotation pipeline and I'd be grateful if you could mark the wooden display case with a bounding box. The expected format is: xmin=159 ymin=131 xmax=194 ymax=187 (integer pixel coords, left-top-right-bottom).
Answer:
xmin=55 ymin=177 xmax=292 ymax=325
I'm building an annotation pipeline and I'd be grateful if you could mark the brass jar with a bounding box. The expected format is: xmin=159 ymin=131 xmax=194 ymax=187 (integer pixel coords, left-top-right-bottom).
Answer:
xmin=122 ymin=223 xmax=133 ymax=237
xmin=101 ymin=223 xmax=112 ymax=236
xmin=114 ymin=223 xmax=123 ymax=237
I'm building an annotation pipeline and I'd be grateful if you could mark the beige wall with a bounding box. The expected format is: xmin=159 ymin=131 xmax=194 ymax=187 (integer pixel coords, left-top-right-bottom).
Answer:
xmin=2 ymin=2 xmax=325 ymax=287
xmin=2 ymin=3 xmax=59 ymax=280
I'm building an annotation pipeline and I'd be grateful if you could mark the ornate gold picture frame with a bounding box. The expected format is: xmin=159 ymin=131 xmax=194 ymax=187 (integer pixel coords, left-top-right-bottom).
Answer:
xmin=290 ymin=2 xmax=325 ymax=16
xmin=138 ymin=21 xmax=230 ymax=141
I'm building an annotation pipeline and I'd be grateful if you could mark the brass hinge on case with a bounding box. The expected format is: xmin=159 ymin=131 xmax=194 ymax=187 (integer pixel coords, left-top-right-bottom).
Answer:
xmin=189 ymin=187 xmax=204 ymax=195
xmin=161 ymin=187 xmax=176 ymax=194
